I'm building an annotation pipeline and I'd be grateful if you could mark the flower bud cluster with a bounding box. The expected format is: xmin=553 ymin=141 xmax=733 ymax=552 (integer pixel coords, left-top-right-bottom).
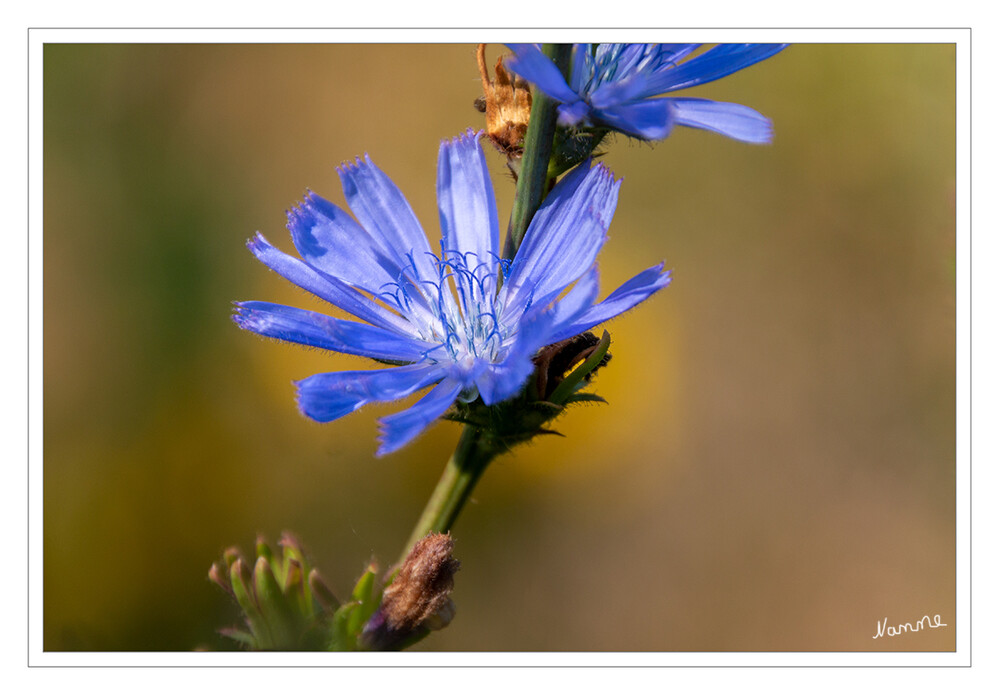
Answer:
xmin=209 ymin=532 xmax=338 ymax=650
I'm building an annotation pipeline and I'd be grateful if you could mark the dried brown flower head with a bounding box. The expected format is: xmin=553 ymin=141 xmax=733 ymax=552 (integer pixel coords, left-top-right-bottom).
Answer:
xmin=380 ymin=532 xmax=460 ymax=634
xmin=475 ymin=43 xmax=532 ymax=158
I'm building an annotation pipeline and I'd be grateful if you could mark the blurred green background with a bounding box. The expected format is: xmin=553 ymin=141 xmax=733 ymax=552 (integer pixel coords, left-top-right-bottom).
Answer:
xmin=42 ymin=43 xmax=955 ymax=651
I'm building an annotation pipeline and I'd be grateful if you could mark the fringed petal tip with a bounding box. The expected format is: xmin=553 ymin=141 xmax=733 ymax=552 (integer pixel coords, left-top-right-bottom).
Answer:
xmin=589 ymin=159 xmax=619 ymax=185
xmin=294 ymin=388 xmax=339 ymax=425
xmin=230 ymin=302 xmax=295 ymax=342
xmin=245 ymin=232 xmax=272 ymax=256
xmin=639 ymin=262 xmax=673 ymax=289
xmin=441 ymin=128 xmax=485 ymax=150
xmin=374 ymin=411 xmax=439 ymax=457
xmin=668 ymin=98 xmax=775 ymax=145
xmin=376 ymin=414 xmax=422 ymax=457
xmin=230 ymin=301 xmax=251 ymax=328
xmin=335 ymin=154 xmax=373 ymax=177
xmin=292 ymin=376 xmax=359 ymax=425
xmin=375 ymin=421 xmax=404 ymax=457
xmin=285 ymin=197 xmax=312 ymax=231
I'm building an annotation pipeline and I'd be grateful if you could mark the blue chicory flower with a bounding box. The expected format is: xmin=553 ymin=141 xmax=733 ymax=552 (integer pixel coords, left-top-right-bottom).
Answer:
xmin=234 ymin=130 xmax=671 ymax=455
xmin=505 ymin=43 xmax=788 ymax=143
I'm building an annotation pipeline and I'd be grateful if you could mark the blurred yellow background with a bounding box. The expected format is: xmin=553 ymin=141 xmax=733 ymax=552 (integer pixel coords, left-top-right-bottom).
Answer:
xmin=42 ymin=43 xmax=955 ymax=651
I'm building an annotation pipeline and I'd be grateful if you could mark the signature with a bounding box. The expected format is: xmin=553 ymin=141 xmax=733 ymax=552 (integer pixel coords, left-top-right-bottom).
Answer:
xmin=873 ymin=613 xmax=947 ymax=639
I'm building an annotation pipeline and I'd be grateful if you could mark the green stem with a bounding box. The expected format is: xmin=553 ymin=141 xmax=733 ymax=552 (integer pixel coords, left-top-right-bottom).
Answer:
xmin=502 ymin=43 xmax=573 ymax=260
xmin=399 ymin=425 xmax=499 ymax=564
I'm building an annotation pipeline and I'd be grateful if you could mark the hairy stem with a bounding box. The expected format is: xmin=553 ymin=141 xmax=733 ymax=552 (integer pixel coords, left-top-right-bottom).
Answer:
xmin=399 ymin=425 xmax=500 ymax=564
xmin=503 ymin=43 xmax=573 ymax=260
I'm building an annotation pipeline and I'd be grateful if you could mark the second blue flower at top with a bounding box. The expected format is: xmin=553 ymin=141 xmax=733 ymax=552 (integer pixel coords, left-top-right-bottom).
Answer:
xmin=505 ymin=43 xmax=787 ymax=144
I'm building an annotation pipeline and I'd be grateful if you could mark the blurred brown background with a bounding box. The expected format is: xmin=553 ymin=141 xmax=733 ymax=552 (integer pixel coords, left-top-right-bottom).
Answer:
xmin=42 ymin=43 xmax=955 ymax=651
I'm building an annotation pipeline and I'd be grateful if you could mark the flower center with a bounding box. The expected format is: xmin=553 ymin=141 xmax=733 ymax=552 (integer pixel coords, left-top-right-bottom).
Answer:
xmin=432 ymin=250 xmax=510 ymax=367
xmin=377 ymin=247 xmax=513 ymax=370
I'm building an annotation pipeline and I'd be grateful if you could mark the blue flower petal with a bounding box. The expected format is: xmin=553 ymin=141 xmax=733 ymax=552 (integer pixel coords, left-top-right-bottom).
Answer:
xmin=246 ymin=233 xmax=415 ymax=335
xmin=647 ymin=43 xmax=701 ymax=63
xmin=556 ymin=100 xmax=595 ymax=129
xmin=592 ymin=99 xmax=672 ymax=140
xmin=547 ymin=264 xmax=601 ymax=331
xmin=668 ymin=98 xmax=774 ymax=144
xmin=645 ymin=43 xmax=788 ymax=94
xmin=587 ymin=45 xmax=675 ymax=106
xmin=474 ymin=306 xmax=552 ymax=406
xmin=233 ymin=301 xmax=438 ymax=362
xmin=474 ymin=267 xmax=598 ymax=406
xmin=504 ymin=44 xmax=580 ymax=104
xmin=287 ymin=191 xmax=399 ymax=291
xmin=548 ymin=263 xmax=673 ymax=343
xmin=286 ymin=191 xmax=435 ymax=318
xmin=377 ymin=378 xmax=465 ymax=455
xmin=503 ymin=162 xmax=619 ymax=318
xmin=337 ymin=155 xmax=438 ymax=284
xmin=296 ymin=364 xmax=446 ymax=423
xmin=436 ymin=131 xmax=501 ymax=314
xmin=568 ymin=43 xmax=592 ymax=93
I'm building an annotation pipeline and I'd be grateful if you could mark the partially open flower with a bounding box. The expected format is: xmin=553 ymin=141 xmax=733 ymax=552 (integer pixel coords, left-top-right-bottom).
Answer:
xmin=506 ymin=43 xmax=787 ymax=143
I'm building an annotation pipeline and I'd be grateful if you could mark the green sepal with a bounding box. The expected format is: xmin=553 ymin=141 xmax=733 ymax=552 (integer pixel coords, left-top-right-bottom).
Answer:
xmin=222 ymin=546 xmax=242 ymax=568
xmin=329 ymin=564 xmax=383 ymax=651
xmin=283 ymin=558 xmax=310 ymax=617
xmin=330 ymin=602 xmax=358 ymax=650
xmin=534 ymin=428 xmax=565 ymax=437
xmin=346 ymin=565 xmax=381 ymax=637
xmin=308 ymin=569 xmax=340 ymax=613
xmin=213 ymin=534 xmax=344 ymax=651
xmin=218 ymin=627 xmax=256 ymax=647
xmin=253 ymin=556 xmax=298 ymax=648
xmin=255 ymin=536 xmax=274 ymax=567
xmin=562 ymin=392 xmax=608 ymax=406
xmin=548 ymin=127 xmax=609 ymax=178
xmin=548 ymin=330 xmax=611 ymax=405
xmin=229 ymin=558 xmax=272 ymax=648
xmin=229 ymin=559 xmax=258 ymax=623
xmin=389 ymin=625 xmax=432 ymax=652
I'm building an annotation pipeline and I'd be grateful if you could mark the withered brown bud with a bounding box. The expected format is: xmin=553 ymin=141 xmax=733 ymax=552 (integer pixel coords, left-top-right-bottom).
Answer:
xmin=382 ymin=532 xmax=460 ymax=633
xmin=533 ymin=331 xmax=610 ymax=400
xmin=476 ymin=44 xmax=532 ymax=158
xmin=360 ymin=532 xmax=460 ymax=650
